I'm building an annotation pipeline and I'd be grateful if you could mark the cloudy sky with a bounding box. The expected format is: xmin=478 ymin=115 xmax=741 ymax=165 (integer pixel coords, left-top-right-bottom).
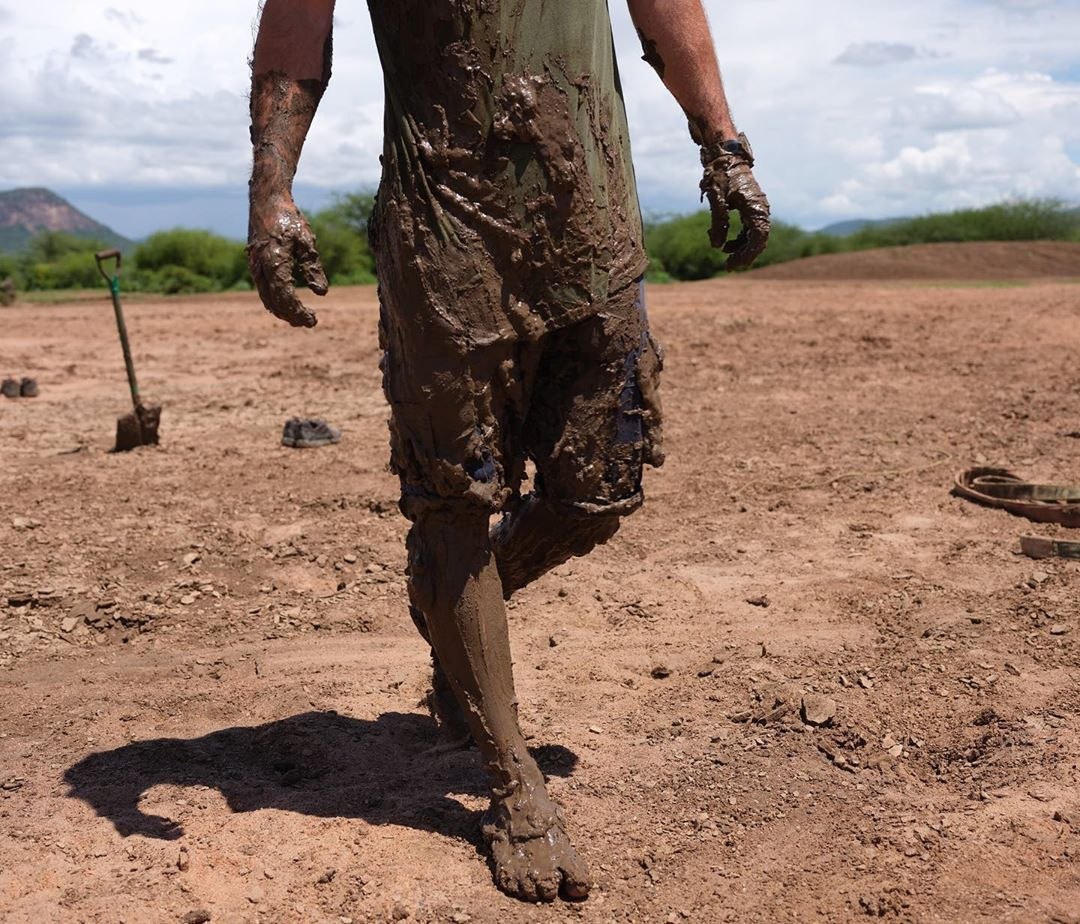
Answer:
xmin=2 ymin=0 xmax=1079 ymax=239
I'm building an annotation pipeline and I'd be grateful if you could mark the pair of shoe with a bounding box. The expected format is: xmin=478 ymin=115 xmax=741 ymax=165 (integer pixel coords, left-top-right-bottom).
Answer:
xmin=2 ymin=377 xmax=37 ymax=398
xmin=281 ymin=417 xmax=342 ymax=448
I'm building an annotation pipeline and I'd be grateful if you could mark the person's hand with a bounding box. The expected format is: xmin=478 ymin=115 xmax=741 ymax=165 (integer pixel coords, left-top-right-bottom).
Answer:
xmin=247 ymin=192 xmax=328 ymax=328
xmin=699 ymin=133 xmax=771 ymax=271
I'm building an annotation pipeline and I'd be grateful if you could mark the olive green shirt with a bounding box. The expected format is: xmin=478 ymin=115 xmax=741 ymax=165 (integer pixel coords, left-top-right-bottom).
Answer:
xmin=369 ymin=0 xmax=647 ymax=345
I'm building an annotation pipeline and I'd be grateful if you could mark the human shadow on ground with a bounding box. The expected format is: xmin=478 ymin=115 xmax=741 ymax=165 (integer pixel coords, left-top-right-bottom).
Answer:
xmin=63 ymin=710 xmax=578 ymax=844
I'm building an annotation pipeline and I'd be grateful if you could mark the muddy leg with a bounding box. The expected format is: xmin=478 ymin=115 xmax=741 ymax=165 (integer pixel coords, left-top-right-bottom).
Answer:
xmin=407 ymin=604 xmax=472 ymax=748
xmin=491 ymin=493 xmax=622 ymax=599
xmin=408 ymin=505 xmax=590 ymax=902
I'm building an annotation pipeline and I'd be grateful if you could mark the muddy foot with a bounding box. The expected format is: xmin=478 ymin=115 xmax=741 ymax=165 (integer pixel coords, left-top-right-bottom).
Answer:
xmin=482 ymin=797 xmax=591 ymax=902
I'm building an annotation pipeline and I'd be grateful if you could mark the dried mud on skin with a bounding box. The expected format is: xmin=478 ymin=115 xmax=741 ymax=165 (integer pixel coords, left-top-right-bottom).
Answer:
xmin=2 ymin=280 xmax=1080 ymax=923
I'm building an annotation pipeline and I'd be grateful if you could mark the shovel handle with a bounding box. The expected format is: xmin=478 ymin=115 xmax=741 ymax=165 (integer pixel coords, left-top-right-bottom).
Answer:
xmin=95 ymin=249 xmax=122 ymax=285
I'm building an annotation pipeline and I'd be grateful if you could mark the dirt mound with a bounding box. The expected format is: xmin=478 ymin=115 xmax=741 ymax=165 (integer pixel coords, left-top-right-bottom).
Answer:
xmin=752 ymin=240 xmax=1080 ymax=281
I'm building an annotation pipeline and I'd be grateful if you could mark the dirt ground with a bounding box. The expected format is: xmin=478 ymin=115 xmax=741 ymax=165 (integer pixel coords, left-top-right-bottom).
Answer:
xmin=753 ymin=241 xmax=1080 ymax=282
xmin=2 ymin=263 xmax=1079 ymax=923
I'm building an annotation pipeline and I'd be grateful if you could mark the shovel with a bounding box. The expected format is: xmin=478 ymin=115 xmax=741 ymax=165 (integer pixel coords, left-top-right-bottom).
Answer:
xmin=95 ymin=249 xmax=161 ymax=451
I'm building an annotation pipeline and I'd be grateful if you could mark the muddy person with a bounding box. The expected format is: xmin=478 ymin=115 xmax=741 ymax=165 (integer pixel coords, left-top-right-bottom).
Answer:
xmin=248 ymin=0 xmax=769 ymax=902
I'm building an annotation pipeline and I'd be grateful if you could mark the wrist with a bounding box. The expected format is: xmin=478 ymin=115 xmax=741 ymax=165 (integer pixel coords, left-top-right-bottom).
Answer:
xmin=700 ymin=132 xmax=755 ymax=168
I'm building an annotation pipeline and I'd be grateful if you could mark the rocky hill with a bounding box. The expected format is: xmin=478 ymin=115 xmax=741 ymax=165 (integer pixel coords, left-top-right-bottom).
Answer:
xmin=0 ymin=187 xmax=131 ymax=253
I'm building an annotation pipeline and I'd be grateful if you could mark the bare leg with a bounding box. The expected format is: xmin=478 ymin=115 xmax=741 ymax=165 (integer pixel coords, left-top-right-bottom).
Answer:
xmin=407 ymin=505 xmax=591 ymax=901
xmin=491 ymin=493 xmax=623 ymax=599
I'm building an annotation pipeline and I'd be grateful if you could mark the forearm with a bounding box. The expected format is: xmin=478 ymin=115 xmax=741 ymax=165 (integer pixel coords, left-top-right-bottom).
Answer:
xmin=627 ymin=0 xmax=735 ymax=144
xmin=250 ymin=0 xmax=336 ymax=190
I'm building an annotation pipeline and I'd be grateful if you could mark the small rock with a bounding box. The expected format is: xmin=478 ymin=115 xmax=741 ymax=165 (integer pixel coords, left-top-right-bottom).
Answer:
xmin=246 ymin=885 xmax=265 ymax=904
xmin=800 ymin=694 xmax=837 ymax=727
xmin=651 ymin=664 xmax=672 ymax=679
xmin=316 ymin=868 xmax=337 ymax=885
xmin=177 ymin=848 xmax=190 ymax=871
xmin=180 ymin=595 xmax=197 ymax=606
xmin=745 ymin=594 xmax=770 ymax=608
xmin=1031 ymin=570 xmax=1050 ymax=584
xmin=182 ymin=552 xmax=201 ymax=566
xmin=182 ymin=911 xmax=211 ymax=924
xmin=1054 ymin=810 xmax=1071 ymax=825
xmin=61 ymin=617 xmax=79 ymax=633
xmin=588 ymin=725 xmax=603 ymax=735
xmin=11 ymin=516 xmax=42 ymax=530
xmin=557 ymin=587 xmax=568 ymax=598
xmin=343 ymin=553 xmax=358 ymax=564
xmin=451 ymin=914 xmax=472 ymax=924
xmin=1049 ymin=624 xmax=1071 ymax=636
xmin=857 ymin=675 xmax=874 ymax=690
xmin=391 ymin=902 xmax=411 ymax=920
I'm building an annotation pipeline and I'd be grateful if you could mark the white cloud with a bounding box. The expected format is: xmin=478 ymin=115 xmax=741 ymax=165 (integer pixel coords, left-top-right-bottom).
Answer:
xmin=834 ymin=42 xmax=935 ymax=67
xmin=1 ymin=0 xmax=1078 ymax=236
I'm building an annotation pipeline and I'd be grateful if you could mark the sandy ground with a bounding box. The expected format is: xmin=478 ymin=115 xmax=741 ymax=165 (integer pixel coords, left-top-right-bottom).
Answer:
xmin=2 ymin=272 xmax=1079 ymax=923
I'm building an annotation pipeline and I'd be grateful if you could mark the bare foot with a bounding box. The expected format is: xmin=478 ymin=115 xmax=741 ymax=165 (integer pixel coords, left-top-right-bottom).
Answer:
xmin=482 ymin=790 xmax=591 ymax=902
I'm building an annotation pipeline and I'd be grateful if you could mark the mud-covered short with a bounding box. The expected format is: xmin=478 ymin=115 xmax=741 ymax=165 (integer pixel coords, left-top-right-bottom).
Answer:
xmin=378 ymin=278 xmax=664 ymax=519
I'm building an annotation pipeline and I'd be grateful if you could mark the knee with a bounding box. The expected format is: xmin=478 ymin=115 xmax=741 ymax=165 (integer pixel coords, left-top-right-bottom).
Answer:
xmin=405 ymin=501 xmax=492 ymax=615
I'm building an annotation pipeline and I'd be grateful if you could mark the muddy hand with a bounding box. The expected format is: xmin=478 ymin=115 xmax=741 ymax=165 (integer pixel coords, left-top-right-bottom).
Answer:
xmin=247 ymin=195 xmax=328 ymax=328
xmin=700 ymin=132 xmax=771 ymax=271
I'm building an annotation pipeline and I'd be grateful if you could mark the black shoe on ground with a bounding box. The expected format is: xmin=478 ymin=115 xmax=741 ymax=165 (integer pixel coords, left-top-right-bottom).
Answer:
xmin=20 ymin=378 xmax=38 ymax=398
xmin=1 ymin=378 xmax=19 ymax=399
xmin=281 ymin=417 xmax=342 ymax=448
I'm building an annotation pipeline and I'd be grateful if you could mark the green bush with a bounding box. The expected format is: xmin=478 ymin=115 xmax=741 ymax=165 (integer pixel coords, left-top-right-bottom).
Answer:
xmin=643 ymin=199 xmax=1079 ymax=282
xmin=129 ymin=265 xmax=217 ymax=295
xmin=305 ymin=191 xmax=377 ymax=285
xmin=645 ymin=211 xmax=729 ymax=280
xmin=18 ymin=233 xmax=105 ymax=290
xmin=849 ymin=199 xmax=1079 ymax=249
xmin=134 ymin=229 xmax=247 ymax=290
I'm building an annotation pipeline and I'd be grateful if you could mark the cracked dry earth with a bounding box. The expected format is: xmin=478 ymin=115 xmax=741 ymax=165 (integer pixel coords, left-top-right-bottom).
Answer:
xmin=1 ymin=276 xmax=1079 ymax=923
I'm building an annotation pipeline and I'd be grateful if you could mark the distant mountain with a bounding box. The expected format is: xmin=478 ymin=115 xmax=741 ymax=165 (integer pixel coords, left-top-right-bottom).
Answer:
xmin=0 ymin=187 xmax=132 ymax=253
xmin=817 ymin=216 xmax=908 ymax=237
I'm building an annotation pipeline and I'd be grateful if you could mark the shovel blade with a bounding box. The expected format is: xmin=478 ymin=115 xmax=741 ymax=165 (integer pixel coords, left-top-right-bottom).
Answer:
xmin=114 ymin=404 xmax=162 ymax=452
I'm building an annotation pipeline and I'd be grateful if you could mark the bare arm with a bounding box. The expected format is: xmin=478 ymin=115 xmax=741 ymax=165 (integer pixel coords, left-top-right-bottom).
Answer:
xmin=248 ymin=0 xmax=336 ymax=327
xmin=627 ymin=0 xmax=734 ymax=143
xmin=627 ymin=0 xmax=770 ymax=269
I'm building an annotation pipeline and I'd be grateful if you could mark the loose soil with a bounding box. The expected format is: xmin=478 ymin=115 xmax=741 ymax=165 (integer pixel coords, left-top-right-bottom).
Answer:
xmin=2 ymin=276 xmax=1079 ymax=923
xmin=752 ymin=240 xmax=1080 ymax=282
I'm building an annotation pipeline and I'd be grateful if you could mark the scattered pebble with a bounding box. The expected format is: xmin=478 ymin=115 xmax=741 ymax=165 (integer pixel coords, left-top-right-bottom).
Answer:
xmin=180 ymin=595 xmax=197 ymax=606
xmin=344 ymin=553 xmax=357 ymax=564
xmin=177 ymin=848 xmax=190 ymax=871
xmin=651 ymin=664 xmax=672 ymax=679
xmin=1049 ymin=624 xmax=1071 ymax=636
xmin=800 ymin=694 xmax=837 ymax=727
xmin=182 ymin=911 xmax=211 ymax=924
xmin=746 ymin=594 xmax=770 ymax=608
